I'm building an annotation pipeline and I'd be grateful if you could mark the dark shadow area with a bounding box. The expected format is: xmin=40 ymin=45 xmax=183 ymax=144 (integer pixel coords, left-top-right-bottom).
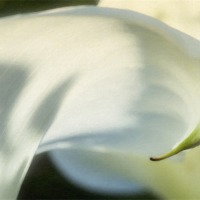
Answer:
xmin=0 ymin=0 xmax=98 ymax=17
xmin=0 ymin=64 xmax=28 ymax=149
xmin=30 ymin=78 xmax=74 ymax=133
xmin=18 ymin=153 xmax=158 ymax=200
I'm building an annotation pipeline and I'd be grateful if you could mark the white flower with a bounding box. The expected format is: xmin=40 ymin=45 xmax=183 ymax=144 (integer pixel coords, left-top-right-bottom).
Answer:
xmin=0 ymin=5 xmax=200 ymax=199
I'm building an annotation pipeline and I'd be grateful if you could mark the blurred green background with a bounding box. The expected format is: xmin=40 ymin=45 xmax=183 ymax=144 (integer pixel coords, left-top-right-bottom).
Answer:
xmin=0 ymin=1 xmax=159 ymax=199
xmin=0 ymin=0 xmax=97 ymax=16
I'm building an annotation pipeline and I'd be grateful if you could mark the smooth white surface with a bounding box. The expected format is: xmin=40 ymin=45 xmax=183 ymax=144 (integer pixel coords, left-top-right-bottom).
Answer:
xmin=0 ymin=5 xmax=200 ymax=199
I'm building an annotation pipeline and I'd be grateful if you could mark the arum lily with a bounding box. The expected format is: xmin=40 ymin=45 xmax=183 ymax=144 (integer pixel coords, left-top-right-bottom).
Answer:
xmin=0 ymin=5 xmax=200 ymax=200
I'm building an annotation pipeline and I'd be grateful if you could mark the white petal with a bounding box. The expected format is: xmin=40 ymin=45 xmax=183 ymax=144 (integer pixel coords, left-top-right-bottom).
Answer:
xmin=51 ymin=147 xmax=200 ymax=199
xmin=39 ymin=7 xmax=200 ymax=157
xmin=38 ymin=6 xmax=200 ymax=196
xmin=99 ymin=0 xmax=200 ymax=40
xmin=51 ymin=147 xmax=145 ymax=194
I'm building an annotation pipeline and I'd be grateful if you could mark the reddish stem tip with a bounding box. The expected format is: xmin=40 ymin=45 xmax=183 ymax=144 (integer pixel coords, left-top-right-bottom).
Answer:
xmin=149 ymin=157 xmax=159 ymax=161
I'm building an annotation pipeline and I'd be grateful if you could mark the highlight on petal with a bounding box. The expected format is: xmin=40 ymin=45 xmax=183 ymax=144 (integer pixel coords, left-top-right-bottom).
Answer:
xmin=99 ymin=0 xmax=200 ymax=40
xmin=0 ymin=5 xmax=200 ymax=200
